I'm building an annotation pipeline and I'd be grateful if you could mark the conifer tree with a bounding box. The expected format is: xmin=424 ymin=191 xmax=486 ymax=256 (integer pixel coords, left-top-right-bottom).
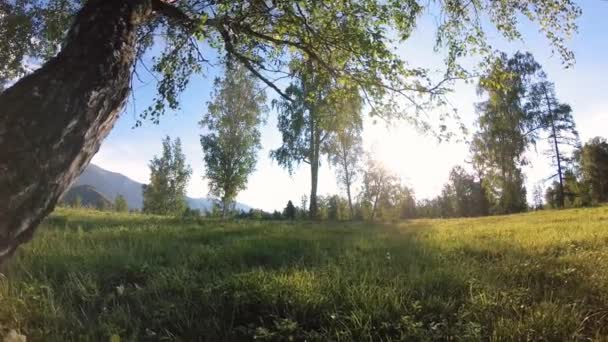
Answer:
xmin=284 ymin=201 xmax=296 ymax=220
xmin=527 ymin=75 xmax=579 ymax=208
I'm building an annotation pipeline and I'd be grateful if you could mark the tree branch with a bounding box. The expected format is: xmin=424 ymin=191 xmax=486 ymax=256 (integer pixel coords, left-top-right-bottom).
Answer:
xmin=218 ymin=27 xmax=292 ymax=101
xmin=229 ymin=23 xmax=337 ymax=77
xmin=152 ymin=0 xmax=222 ymax=30
xmin=151 ymin=1 xmax=291 ymax=101
xmin=152 ymin=0 xmax=195 ymax=27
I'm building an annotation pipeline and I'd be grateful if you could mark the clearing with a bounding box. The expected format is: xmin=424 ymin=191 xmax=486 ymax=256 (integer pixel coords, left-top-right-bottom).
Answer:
xmin=1 ymin=207 xmax=608 ymax=341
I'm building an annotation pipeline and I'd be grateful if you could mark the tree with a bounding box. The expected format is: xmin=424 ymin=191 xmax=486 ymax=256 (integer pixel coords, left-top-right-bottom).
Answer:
xmin=359 ymin=160 xmax=415 ymax=221
xmin=575 ymin=137 xmax=608 ymax=204
xmin=283 ymin=200 xmax=296 ymax=220
xmin=182 ymin=207 xmax=201 ymax=220
xmin=247 ymin=209 xmax=263 ymax=220
xmin=309 ymin=195 xmax=329 ymax=220
xmin=471 ymin=52 xmax=542 ymax=214
xmin=200 ymin=64 xmax=266 ymax=218
xmin=271 ymin=211 xmax=283 ymax=220
xmin=142 ymin=136 xmax=192 ymax=215
xmin=415 ymin=167 xmax=490 ymax=218
xmin=415 ymin=199 xmax=438 ymax=218
xmin=114 ymin=195 xmax=129 ymax=212
xmin=271 ymin=60 xmax=360 ymax=219
xmin=299 ymin=195 xmax=309 ymax=220
xmin=327 ymin=195 xmax=349 ymax=221
xmin=98 ymin=199 xmax=111 ymax=212
xmin=441 ymin=166 xmax=489 ymax=217
xmin=360 ymin=157 xmax=399 ymax=221
xmin=394 ymin=185 xmax=417 ymax=220
xmin=0 ymin=0 xmax=581 ymax=265
xmin=545 ymin=170 xmax=591 ymax=208
xmin=527 ymin=76 xmax=580 ymax=208
xmin=532 ymin=184 xmax=544 ymax=210
xmin=328 ymin=107 xmax=364 ymax=220
xmin=73 ymin=195 xmax=82 ymax=209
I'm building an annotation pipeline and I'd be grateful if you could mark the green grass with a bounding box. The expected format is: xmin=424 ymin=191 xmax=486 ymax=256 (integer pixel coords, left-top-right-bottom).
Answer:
xmin=2 ymin=207 xmax=608 ymax=341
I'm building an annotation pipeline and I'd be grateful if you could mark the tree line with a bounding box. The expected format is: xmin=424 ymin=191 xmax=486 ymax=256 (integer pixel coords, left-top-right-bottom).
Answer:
xmin=61 ymin=194 xmax=129 ymax=213
xmin=141 ymin=52 xmax=608 ymax=221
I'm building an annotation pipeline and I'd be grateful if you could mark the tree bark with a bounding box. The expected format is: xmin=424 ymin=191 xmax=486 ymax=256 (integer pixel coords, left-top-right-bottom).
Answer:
xmin=371 ymin=195 xmax=379 ymax=221
xmin=345 ymin=177 xmax=354 ymax=220
xmin=340 ymin=145 xmax=354 ymax=220
xmin=0 ymin=0 xmax=155 ymax=266
xmin=309 ymin=128 xmax=321 ymax=220
xmin=543 ymin=85 xmax=565 ymax=208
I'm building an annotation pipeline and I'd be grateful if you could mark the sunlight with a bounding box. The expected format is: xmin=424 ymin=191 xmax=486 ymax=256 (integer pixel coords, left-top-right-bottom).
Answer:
xmin=362 ymin=118 xmax=470 ymax=199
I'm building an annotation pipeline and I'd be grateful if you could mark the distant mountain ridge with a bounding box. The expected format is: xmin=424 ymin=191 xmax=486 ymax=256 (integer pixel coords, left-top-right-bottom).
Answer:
xmin=61 ymin=185 xmax=112 ymax=209
xmin=70 ymin=163 xmax=251 ymax=212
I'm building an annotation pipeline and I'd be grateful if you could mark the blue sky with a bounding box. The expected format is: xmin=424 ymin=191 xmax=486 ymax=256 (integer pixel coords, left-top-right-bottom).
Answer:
xmin=91 ymin=1 xmax=608 ymax=211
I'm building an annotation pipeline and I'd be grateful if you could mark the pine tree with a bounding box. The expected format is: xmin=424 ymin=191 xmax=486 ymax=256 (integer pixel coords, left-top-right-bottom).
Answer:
xmin=284 ymin=201 xmax=296 ymax=220
xmin=527 ymin=75 xmax=580 ymax=208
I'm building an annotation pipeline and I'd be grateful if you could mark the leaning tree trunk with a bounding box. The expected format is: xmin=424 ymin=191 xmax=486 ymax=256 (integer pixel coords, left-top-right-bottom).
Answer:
xmin=543 ymin=85 xmax=565 ymax=208
xmin=0 ymin=0 xmax=155 ymax=267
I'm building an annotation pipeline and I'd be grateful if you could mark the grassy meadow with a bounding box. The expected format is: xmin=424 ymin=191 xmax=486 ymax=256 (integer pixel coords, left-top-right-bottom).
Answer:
xmin=1 ymin=207 xmax=608 ymax=341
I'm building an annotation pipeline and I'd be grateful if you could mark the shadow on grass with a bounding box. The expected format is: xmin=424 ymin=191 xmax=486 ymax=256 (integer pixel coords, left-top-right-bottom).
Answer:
xmin=5 ymin=215 xmax=608 ymax=341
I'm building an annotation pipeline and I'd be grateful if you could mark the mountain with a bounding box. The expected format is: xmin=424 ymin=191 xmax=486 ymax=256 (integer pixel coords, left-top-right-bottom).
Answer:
xmin=185 ymin=197 xmax=250 ymax=212
xmin=74 ymin=164 xmax=143 ymax=209
xmin=70 ymin=163 xmax=251 ymax=212
xmin=61 ymin=185 xmax=112 ymax=209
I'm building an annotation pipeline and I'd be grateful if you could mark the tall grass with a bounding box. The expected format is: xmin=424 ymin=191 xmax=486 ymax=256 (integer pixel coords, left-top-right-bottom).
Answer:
xmin=1 ymin=206 xmax=608 ymax=341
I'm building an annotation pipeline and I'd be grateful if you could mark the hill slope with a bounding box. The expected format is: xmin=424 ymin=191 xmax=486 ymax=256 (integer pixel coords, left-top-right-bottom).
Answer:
xmin=73 ymin=164 xmax=143 ymax=210
xmin=60 ymin=185 xmax=112 ymax=209
xmin=72 ymin=163 xmax=251 ymax=211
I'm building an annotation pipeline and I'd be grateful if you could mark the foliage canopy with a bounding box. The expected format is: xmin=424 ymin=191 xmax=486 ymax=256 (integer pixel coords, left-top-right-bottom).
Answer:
xmin=200 ymin=64 xmax=266 ymax=217
xmin=142 ymin=136 xmax=192 ymax=215
xmin=1 ymin=0 xmax=582 ymax=128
